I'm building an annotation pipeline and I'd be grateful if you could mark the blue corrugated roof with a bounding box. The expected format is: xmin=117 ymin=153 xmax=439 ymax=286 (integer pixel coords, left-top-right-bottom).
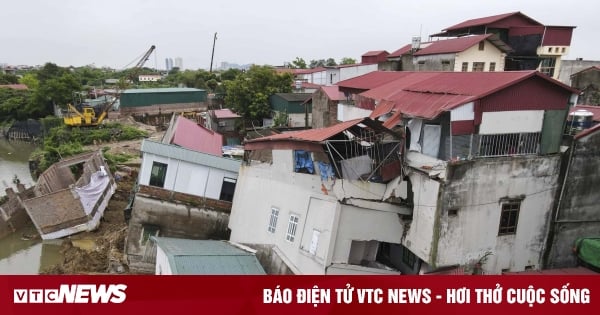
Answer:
xmin=152 ymin=237 xmax=266 ymax=275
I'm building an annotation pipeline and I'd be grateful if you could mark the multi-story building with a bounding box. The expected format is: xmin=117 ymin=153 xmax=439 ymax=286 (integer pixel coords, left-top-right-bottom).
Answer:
xmin=229 ymin=70 xmax=581 ymax=275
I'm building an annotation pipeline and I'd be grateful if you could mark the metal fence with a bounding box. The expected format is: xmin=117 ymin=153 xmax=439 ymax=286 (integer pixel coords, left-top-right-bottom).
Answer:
xmin=477 ymin=132 xmax=541 ymax=157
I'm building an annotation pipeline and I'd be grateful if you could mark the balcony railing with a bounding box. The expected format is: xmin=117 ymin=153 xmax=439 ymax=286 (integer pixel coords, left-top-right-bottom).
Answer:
xmin=476 ymin=132 xmax=541 ymax=158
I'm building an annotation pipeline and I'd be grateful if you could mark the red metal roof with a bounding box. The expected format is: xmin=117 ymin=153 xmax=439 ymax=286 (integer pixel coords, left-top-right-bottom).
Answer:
xmin=359 ymin=71 xmax=578 ymax=119
xmin=245 ymin=118 xmax=365 ymax=143
xmin=362 ymin=50 xmax=389 ymax=57
xmin=171 ymin=116 xmax=223 ymax=156
xmin=388 ymin=44 xmax=412 ymax=58
xmin=212 ymin=109 xmax=241 ymax=119
xmin=573 ymin=105 xmax=600 ymax=122
xmin=444 ymin=11 xmax=542 ymax=31
xmin=574 ymin=123 xmax=600 ymax=140
xmin=413 ymin=34 xmax=511 ymax=56
xmin=321 ymin=86 xmax=344 ymax=101
xmin=293 ymin=67 xmax=326 ymax=75
xmin=336 ymin=71 xmax=411 ymax=91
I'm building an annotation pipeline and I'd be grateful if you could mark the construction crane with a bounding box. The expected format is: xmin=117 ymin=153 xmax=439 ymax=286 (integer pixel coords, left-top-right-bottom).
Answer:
xmin=63 ymin=45 xmax=156 ymax=127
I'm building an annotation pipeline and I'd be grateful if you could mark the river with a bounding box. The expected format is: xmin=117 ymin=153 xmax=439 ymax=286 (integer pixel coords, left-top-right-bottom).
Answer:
xmin=0 ymin=137 xmax=63 ymax=274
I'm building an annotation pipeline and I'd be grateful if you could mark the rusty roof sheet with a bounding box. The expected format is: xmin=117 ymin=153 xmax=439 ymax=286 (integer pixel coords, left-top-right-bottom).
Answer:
xmin=172 ymin=116 xmax=223 ymax=156
xmin=245 ymin=118 xmax=366 ymax=143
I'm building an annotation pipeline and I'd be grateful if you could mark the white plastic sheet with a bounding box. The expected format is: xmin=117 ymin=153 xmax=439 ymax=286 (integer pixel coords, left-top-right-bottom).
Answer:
xmin=74 ymin=170 xmax=110 ymax=215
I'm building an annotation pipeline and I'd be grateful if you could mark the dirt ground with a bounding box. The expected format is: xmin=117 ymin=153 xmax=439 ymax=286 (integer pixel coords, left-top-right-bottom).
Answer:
xmin=40 ymin=117 xmax=163 ymax=274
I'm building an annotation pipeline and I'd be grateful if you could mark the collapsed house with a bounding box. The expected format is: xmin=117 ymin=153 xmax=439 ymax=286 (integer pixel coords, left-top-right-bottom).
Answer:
xmin=228 ymin=118 xmax=408 ymax=275
xmin=21 ymin=151 xmax=116 ymax=240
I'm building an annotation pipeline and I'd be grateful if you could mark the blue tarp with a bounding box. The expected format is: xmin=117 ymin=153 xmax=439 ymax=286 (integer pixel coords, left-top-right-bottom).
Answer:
xmin=294 ymin=150 xmax=314 ymax=174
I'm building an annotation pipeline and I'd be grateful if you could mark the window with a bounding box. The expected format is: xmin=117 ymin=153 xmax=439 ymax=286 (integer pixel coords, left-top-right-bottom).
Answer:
xmin=219 ymin=177 xmax=237 ymax=202
xmin=498 ymin=201 xmax=521 ymax=235
xmin=286 ymin=214 xmax=299 ymax=242
xmin=478 ymin=132 xmax=541 ymax=157
xmin=267 ymin=207 xmax=279 ymax=233
xmin=478 ymin=41 xmax=485 ymax=51
xmin=402 ymin=247 xmax=416 ymax=268
xmin=489 ymin=62 xmax=496 ymax=72
xmin=561 ymin=47 xmax=566 ymax=53
xmin=539 ymin=58 xmax=556 ymax=77
xmin=294 ymin=150 xmax=314 ymax=174
xmin=472 ymin=62 xmax=485 ymax=72
xmin=140 ymin=224 xmax=160 ymax=246
xmin=149 ymin=162 xmax=168 ymax=187
xmin=461 ymin=62 xmax=468 ymax=72
xmin=448 ymin=208 xmax=459 ymax=216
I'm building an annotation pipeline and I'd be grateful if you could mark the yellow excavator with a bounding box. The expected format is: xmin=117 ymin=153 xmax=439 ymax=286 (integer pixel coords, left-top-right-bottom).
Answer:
xmin=63 ymin=45 xmax=156 ymax=127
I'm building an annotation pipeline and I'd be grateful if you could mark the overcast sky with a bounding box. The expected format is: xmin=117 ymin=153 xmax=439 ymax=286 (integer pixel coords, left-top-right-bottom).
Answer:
xmin=1 ymin=0 xmax=597 ymax=70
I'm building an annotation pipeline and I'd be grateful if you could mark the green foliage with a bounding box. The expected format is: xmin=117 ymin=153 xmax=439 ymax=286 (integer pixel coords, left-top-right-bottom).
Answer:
xmin=0 ymin=73 xmax=19 ymax=84
xmin=290 ymin=57 xmax=307 ymax=69
xmin=223 ymin=65 xmax=293 ymax=122
xmin=219 ymin=68 xmax=242 ymax=81
xmin=0 ymin=87 xmax=34 ymax=122
xmin=19 ymin=73 xmax=39 ymax=90
xmin=340 ymin=57 xmax=357 ymax=65
xmin=103 ymin=152 xmax=135 ymax=173
xmin=273 ymin=111 xmax=289 ymax=126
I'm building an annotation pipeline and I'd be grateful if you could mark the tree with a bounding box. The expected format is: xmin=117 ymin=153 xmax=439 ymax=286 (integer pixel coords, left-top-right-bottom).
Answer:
xmin=326 ymin=58 xmax=337 ymax=66
xmin=19 ymin=73 xmax=39 ymax=90
xmin=290 ymin=57 xmax=307 ymax=69
xmin=0 ymin=73 xmax=19 ymax=84
xmin=309 ymin=59 xmax=326 ymax=68
xmin=340 ymin=57 xmax=357 ymax=65
xmin=220 ymin=68 xmax=242 ymax=81
xmin=224 ymin=65 xmax=293 ymax=123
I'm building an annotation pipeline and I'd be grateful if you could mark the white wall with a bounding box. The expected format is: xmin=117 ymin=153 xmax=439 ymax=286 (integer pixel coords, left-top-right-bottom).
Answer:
xmin=155 ymin=246 xmax=173 ymax=275
xmin=228 ymin=150 xmax=339 ymax=274
xmin=337 ymin=103 xmax=372 ymax=122
xmin=435 ymin=156 xmax=561 ymax=273
xmin=139 ymin=153 xmax=238 ymax=199
xmin=479 ymin=110 xmax=544 ymax=134
xmin=288 ymin=113 xmax=312 ymax=128
xmin=454 ymin=41 xmax=506 ymax=72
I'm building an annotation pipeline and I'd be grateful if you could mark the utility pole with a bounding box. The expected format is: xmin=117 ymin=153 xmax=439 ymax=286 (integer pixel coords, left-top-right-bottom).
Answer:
xmin=210 ymin=32 xmax=217 ymax=73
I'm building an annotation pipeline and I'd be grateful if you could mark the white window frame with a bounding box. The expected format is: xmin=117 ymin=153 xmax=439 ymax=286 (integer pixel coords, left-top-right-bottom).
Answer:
xmin=286 ymin=214 xmax=299 ymax=242
xmin=267 ymin=207 xmax=279 ymax=233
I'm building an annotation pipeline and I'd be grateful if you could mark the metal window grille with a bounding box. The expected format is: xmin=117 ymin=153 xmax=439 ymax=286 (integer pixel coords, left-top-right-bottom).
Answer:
xmin=498 ymin=201 xmax=521 ymax=235
xmin=286 ymin=215 xmax=299 ymax=242
xmin=477 ymin=132 xmax=540 ymax=157
xmin=267 ymin=207 xmax=279 ymax=233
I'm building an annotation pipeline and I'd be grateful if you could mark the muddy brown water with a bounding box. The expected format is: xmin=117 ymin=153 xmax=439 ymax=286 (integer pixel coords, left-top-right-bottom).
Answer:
xmin=0 ymin=138 xmax=64 ymax=274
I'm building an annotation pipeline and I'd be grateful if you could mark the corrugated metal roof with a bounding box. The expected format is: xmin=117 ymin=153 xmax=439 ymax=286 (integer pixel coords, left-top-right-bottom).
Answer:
xmin=123 ymin=87 xmax=205 ymax=94
xmin=141 ymin=139 xmax=241 ymax=173
xmin=413 ymin=34 xmax=512 ymax=56
xmin=294 ymin=67 xmax=326 ymax=74
xmin=388 ymin=44 xmax=412 ymax=58
xmin=212 ymin=109 xmax=241 ymax=119
xmin=172 ymin=116 xmax=223 ymax=156
xmin=321 ymin=86 xmax=344 ymax=101
xmin=337 ymin=71 xmax=411 ymax=91
xmin=153 ymin=237 xmax=265 ymax=275
xmin=245 ymin=118 xmax=366 ymax=143
xmin=360 ymin=71 xmax=578 ymax=119
xmin=443 ymin=11 xmax=542 ymax=31
xmin=362 ymin=50 xmax=389 ymax=57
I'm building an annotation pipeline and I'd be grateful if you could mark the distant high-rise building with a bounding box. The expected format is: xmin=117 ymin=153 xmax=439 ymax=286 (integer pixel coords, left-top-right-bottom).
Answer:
xmin=165 ymin=58 xmax=173 ymax=71
xmin=174 ymin=57 xmax=183 ymax=69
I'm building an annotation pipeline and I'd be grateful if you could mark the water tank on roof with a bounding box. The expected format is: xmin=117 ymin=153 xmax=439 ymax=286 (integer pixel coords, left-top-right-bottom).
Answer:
xmin=565 ymin=109 xmax=594 ymax=135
